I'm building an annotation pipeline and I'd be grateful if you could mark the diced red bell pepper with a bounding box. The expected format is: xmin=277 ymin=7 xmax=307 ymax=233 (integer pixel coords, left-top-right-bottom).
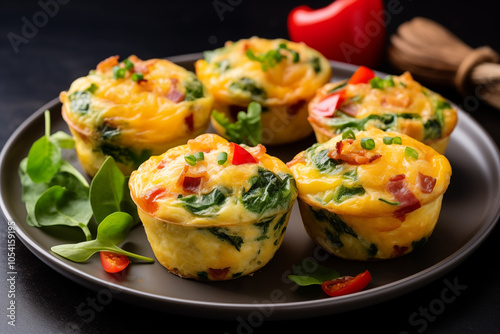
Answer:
xmin=230 ymin=142 xmax=257 ymax=165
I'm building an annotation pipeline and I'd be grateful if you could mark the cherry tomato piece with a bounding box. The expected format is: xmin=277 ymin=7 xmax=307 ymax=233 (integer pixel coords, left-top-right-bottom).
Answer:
xmin=321 ymin=270 xmax=372 ymax=297
xmin=100 ymin=251 xmax=130 ymax=273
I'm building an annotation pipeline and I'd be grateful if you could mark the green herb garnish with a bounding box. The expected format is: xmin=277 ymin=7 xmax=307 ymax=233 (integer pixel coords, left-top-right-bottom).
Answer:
xmin=131 ymin=72 xmax=143 ymax=82
xmin=370 ymin=75 xmax=395 ymax=89
xmin=287 ymin=259 xmax=340 ymax=286
xmin=184 ymin=154 xmax=197 ymax=166
xmin=212 ymin=101 xmax=262 ymax=146
xmin=405 ymin=146 xmax=419 ymax=159
xmin=360 ymin=137 xmax=375 ymax=150
xmin=217 ymin=152 xmax=228 ymax=165
xmin=194 ymin=152 xmax=205 ymax=161
xmin=342 ymin=129 xmax=356 ymax=140
xmin=383 ymin=136 xmax=402 ymax=145
xmin=245 ymin=42 xmax=299 ymax=71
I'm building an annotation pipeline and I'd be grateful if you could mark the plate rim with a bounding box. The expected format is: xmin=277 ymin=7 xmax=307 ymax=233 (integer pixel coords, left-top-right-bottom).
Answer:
xmin=2 ymin=56 xmax=500 ymax=320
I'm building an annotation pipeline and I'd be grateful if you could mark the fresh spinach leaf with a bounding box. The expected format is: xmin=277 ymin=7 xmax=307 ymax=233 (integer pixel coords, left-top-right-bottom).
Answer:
xmin=287 ymin=259 xmax=340 ymax=286
xmin=229 ymin=77 xmax=267 ymax=102
xmin=311 ymin=149 xmax=341 ymax=175
xmin=178 ymin=188 xmax=228 ymax=216
xmin=241 ymin=167 xmax=295 ymax=217
xmin=69 ymin=90 xmax=92 ymax=113
xmin=333 ymin=184 xmax=365 ymax=204
xmin=245 ymin=42 xmax=299 ymax=71
xmin=90 ymin=156 xmax=139 ymax=224
xmin=51 ymin=212 xmax=154 ymax=263
xmin=206 ymin=227 xmax=243 ymax=251
xmin=370 ymin=75 xmax=395 ymax=89
xmin=184 ymin=77 xmax=204 ymax=101
xmin=35 ymin=185 xmax=92 ymax=241
xmin=212 ymin=101 xmax=262 ymax=146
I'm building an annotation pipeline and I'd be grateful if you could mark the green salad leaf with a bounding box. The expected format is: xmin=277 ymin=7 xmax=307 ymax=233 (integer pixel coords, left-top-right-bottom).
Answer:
xmin=287 ymin=259 xmax=340 ymax=286
xmin=51 ymin=212 xmax=154 ymax=263
xmin=89 ymin=156 xmax=139 ymax=224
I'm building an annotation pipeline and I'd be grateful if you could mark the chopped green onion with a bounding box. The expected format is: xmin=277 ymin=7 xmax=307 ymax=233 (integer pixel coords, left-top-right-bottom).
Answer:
xmin=383 ymin=136 xmax=402 ymax=145
xmin=112 ymin=65 xmax=126 ymax=79
xmin=131 ymin=73 xmax=144 ymax=82
xmin=217 ymin=152 xmax=228 ymax=165
xmin=361 ymin=137 xmax=375 ymax=150
xmin=194 ymin=152 xmax=205 ymax=161
xmin=370 ymin=76 xmax=395 ymax=89
xmin=405 ymin=147 xmax=419 ymax=159
xmin=378 ymin=198 xmax=399 ymax=205
xmin=342 ymin=129 xmax=356 ymax=140
xmin=184 ymin=154 xmax=197 ymax=166
xmin=123 ymin=58 xmax=134 ymax=71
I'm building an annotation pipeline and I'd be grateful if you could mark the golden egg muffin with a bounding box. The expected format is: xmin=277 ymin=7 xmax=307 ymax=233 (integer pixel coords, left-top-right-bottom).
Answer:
xmin=195 ymin=36 xmax=331 ymax=145
xmin=60 ymin=55 xmax=214 ymax=177
xmin=129 ymin=133 xmax=297 ymax=280
xmin=287 ymin=128 xmax=451 ymax=260
xmin=308 ymin=70 xmax=457 ymax=154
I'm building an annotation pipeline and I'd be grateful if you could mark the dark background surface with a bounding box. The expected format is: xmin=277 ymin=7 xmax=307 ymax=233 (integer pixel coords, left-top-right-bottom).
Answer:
xmin=1 ymin=0 xmax=500 ymax=333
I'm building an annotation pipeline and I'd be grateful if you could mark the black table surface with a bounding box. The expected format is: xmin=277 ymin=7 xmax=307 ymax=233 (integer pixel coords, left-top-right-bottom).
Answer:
xmin=1 ymin=1 xmax=500 ymax=333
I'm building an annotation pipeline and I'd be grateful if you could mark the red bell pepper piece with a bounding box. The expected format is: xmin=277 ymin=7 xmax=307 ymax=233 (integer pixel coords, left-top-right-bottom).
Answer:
xmin=287 ymin=0 xmax=385 ymax=68
xmin=311 ymin=65 xmax=375 ymax=118
xmin=347 ymin=65 xmax=375 ymax=84
xmin=230 ymin=142 xmax=257 ymax=165
xmin=100 ymin=251 xmax=130 ymax=273
xmin=321 ymin=270 xmax=372 ymax=297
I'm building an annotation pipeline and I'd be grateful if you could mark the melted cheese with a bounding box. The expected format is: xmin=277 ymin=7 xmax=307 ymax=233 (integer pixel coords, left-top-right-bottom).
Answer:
xmin=195 ymin=37 xmax=331 ymax=106
xmin=129 ymin=133 xmax=296 ymax=226
xmin=308 ymin=72 xmax=458 ymax=153
xmin=60 ymin=55 xmax=213 ymax=176
xmin=288 ymin=128 xmax=452 ymax=217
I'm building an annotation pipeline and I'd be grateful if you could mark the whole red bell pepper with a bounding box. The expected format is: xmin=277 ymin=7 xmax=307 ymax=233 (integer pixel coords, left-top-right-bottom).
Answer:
xmin=287 ymin=0 xmax=385 ymax=68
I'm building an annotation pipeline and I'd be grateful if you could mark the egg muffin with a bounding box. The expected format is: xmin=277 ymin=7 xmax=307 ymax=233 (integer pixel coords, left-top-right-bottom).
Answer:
xmin=195 ymin=37 xmax=331 ymax=145
xmin=60 ymin=55 xmax=213 ymax=177
xmin=308 ymin=69 xmax=457 ymax=154
xmin=287 ymin=128 xmax=451 ymax=260
xmin=129 ymin=133 xmax=297 ymax=280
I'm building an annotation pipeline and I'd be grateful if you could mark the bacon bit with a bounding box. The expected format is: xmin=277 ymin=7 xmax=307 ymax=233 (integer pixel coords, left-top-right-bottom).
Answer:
xmin=386 ymin=174 xmax=421 ymax=221
xmin=176 ymin=165 xmax=208 ymax=194
xmin=339 ymin=102 xmax=360 ymax=117
xmin=287 ymin=99 xmax=306 ymax=116
xmin=96 ymin=55 xmax=119 ymax=73
xmin=184 ymin=113 xmax=194 ymax=132
xmin=328 ymin=139 xmax=382 ymax=165
xmin=140 ymin=186 xmax=168 ymax=214
xmin=166 ymin=78 xmax=185 ymax=103
xmin=182 ymin=176 xmax=202 ymax=194
xmin=208 ymin=267 xmax=231 ymax=280
xmin=247 ymin=144 xmax=267 ymax=160
xmin=418 ymin=172 xmax=436 ymax=193
xmin=157 ymin=159 xmax=168 ymax=170
xmin=392 ymin=245 xmax=409 ymax=257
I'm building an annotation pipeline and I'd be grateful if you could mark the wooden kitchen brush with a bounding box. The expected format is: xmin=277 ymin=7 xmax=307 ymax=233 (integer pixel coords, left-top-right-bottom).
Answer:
xmin=388 ymin=17 xmax=500 ymax=110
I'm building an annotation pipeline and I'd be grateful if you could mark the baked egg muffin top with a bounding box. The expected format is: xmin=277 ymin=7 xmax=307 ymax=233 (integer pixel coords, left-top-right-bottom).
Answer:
xmin=287 ymin=128 xmax=451 ymax=220
xmin=195 ymin=36 xmax=331 ymax=105
xmin=309 ymin=71 xmax=457 ymax=144
xmin=60 ymin=55 xmax=213 ymax=149
xmin=129 ymin=134 xmax=297 ymax=226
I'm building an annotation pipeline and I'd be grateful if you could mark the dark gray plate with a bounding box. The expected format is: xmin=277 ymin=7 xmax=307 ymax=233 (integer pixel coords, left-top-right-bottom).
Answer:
xmin=2 ymin=55 xmax=500 ymax=320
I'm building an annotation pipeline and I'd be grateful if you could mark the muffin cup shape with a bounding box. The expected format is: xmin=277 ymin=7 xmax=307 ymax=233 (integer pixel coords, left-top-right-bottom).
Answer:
xmin=287 ymin=128 xmax=452 ymax=260
xmin=60 ymin=55 xmax=214 ymax=176
xmin=308 ymin=71 xmax=457 ymax=154
xmin=196 ymin=37 xmax=332 ymax=145
xmin=138 ymin=208 xmax=292 ymax=280
xmin=129 ymin=133 xmax=298 ymax=280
